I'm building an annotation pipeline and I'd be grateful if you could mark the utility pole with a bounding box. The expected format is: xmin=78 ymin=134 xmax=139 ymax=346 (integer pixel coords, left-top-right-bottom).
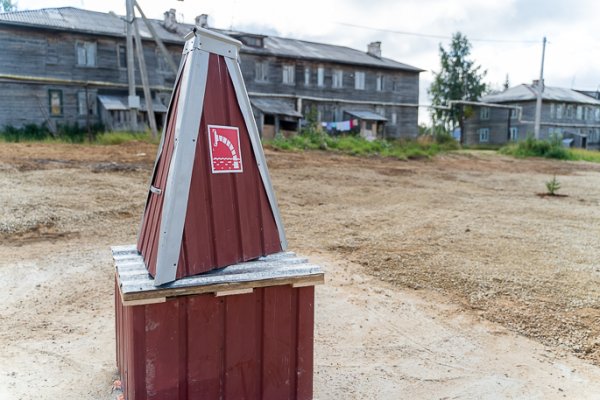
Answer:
xmin=126 ymin=0 xmax=139 ymax=131
xmin=534 ymin=36 xmax=547 ymax=140
xmin=133 ymin=11 xmax=158 ymax=138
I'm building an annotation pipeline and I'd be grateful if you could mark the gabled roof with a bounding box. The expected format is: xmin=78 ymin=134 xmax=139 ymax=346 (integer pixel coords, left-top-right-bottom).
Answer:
xmin=0 ymin=7 xmax=188 ymax=43
xmin=482 ymin=84 xmax=600 ymax=105
xmin=0 ymin=7 xmax=423 ymax=73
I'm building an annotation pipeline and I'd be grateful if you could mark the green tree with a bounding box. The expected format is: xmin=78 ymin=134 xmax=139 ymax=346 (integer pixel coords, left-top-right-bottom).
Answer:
xmin=429 ymin=32 xmax=487 ymax=144
xmin=1 ymin=0 xmax=17 ymax=12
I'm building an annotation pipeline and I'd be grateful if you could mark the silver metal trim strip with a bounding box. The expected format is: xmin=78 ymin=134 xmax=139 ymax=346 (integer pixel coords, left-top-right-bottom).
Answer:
xmin=224 ymin=57 xmax=288 ymax=250
xmin=153 ymin=47 xmax=210 ymax=286
xmin=136 ymin=52 xmax=188 ymax=245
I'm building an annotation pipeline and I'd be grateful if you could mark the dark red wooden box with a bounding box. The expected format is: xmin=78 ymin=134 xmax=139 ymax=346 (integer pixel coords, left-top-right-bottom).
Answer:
xmin=113 ymin=245 xmax=323 ymax=400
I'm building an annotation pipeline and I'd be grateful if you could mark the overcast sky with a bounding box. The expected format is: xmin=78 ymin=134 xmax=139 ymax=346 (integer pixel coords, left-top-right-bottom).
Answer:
xmin=12 ymin=0 xmax=600 ymax=123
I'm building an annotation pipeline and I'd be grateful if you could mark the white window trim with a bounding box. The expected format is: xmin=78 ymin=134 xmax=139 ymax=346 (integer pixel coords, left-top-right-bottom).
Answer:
xmin=376 ymin=74 xmax=383 ymax=91
xmin=480 ymin=107 xmax=490 ymax=120
xmin=332 ymin=69 xmax=343 ymax=89
xmin=354 ymin=71 xmax=365 ymax=90
xmin=255 ymin=61 xmax=269 ymax=82
xmin=479 ymin=128 xmax=490 ymax=143
xmin=282 ymin=64 xmax=295 ymax=85
xmin=76 ymin=41 xmax=97 ymax=67
xmin=304 ymin=67 xmax=310 ymax=86
xmin=317 ymin=66 xmax=325 ymax=87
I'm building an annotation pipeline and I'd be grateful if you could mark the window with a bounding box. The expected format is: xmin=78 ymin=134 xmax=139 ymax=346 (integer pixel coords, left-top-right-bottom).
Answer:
xmin=304 ymin=67 xmax=310 ymax=86
xmin=376 ymin=74 xmax=383 ymax=91
xmin=117 ymin=45 xmax=127 ymax=69
xmin=255 ymin=61 xmax=269 ymax=82
xmin=282 ymin=64 xmax=295 ymax=85
xmin=76 ymin=41 xmax=96 ymax=67
xmin=577 ymin=105 xmax=583 ymax=120
xmin=550 ymin=104 xmax=555 ymax=119
xmin=510 ymin=107 xmax=519 ymax=119
xmin=317 ymin=66 xmax=325 ymax=87
xmin=77 ymin=91 xmax=97 ymax=116
xmin=556 ymin=104 xmax=564 ymax=119
xmin=391 ymin=112 xmax=397 ymax=125
xmin=566 ymin=105 xmax=574 ymax=118
xmin=479 ymin=128 xmax=489 ymax=142
xmin=596 ymin=107 xmax=600 ymax=121
xmin=354 ymin=71 xmax=365 ymax=90
xmin=480 ymin=107 xmax=490 ymax=120
xmin=332 ymin=69 xmax=343 ymax=88
xmin=510 ymin=127 xmax=518 ymax=141
xmin=48 ymin=89 xmax=63 ymax=117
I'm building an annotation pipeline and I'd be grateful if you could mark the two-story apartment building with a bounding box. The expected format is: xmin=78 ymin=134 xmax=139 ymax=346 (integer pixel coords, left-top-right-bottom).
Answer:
xmin=464 ymin=82 xmax=600 ymax=149
xmin=0 ymin=7 xmax=422 ymax=139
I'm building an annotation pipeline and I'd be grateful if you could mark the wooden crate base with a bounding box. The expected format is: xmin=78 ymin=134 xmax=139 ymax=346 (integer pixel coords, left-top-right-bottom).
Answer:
xmin=113 ymin=246 xmax=321 ymax=400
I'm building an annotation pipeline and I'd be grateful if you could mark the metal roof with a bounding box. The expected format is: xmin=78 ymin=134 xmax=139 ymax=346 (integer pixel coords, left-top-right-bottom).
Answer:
xmin=250 ymin=98 xmax=303 ymax=118
xmin=98 ymin=94 xmax=168 ymax=112
xmin=0 ymin=7 xmax=422 ymax=72
xmin=345 ymin=110 xmax=388 ymax=121
xmin=482 ymin=84 xmax=600 ymax=105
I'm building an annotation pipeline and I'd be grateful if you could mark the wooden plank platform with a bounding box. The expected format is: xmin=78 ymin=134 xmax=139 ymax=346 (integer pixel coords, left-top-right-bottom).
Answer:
xmin=112 ymin=245 xmax=324 ymax=304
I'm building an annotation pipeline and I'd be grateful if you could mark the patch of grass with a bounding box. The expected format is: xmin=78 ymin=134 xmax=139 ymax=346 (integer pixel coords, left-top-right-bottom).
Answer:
xmin=265 ymin=129 xmax=459 ymax=160
xmin=499 ymin=136 xmax=572 ymax=160
xmin=569 ymin=148 xmax=600 ymax=163
xmin=94 ymin=131 xmax=158 ymax=145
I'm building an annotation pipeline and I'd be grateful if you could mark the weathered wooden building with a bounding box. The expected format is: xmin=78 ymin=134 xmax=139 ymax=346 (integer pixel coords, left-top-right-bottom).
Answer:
xmin=464 ymin=82 xmax=600 ymax=149
xmin=0 ymin=7 xmax=422 ymax=139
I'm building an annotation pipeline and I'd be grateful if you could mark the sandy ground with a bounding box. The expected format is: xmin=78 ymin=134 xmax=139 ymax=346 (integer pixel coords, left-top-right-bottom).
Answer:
xmin=1 ymin=142 xmax=600 ymax=399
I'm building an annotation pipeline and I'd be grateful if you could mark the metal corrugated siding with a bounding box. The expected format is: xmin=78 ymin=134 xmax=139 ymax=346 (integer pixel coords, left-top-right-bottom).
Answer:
xmin=115 ymin=282 xmax=315 ymax=400
xmin=137 ymin=52 xmax=281 ymax=279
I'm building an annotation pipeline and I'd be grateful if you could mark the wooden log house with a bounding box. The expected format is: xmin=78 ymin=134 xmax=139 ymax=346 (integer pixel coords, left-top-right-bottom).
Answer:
xmin=0 ymin=7 xmax=423 ymax=139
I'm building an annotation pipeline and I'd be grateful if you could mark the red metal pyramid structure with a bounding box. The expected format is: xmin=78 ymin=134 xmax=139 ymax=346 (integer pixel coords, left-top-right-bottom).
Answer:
xmin=137 ymin=28 xmax=286 ymax=285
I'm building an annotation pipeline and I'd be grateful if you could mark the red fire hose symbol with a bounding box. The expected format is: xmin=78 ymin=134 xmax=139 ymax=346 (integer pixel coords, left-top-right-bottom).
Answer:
xmin=208 ymin=125 xmax=243 ymax=173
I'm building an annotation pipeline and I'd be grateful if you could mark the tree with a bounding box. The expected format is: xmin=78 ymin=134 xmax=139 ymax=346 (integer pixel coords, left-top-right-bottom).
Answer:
xmin=429 ymin=32 xmax=487 ymax=144
xmin=1 ymin=0 xmax=17 ymax=12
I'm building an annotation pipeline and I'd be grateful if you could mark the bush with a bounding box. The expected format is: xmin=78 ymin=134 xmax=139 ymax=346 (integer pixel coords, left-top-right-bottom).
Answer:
xmin=266 ymin=129 xmax=458 ymax=160
xmin=500 ymin=136 xmax=571 ymax=160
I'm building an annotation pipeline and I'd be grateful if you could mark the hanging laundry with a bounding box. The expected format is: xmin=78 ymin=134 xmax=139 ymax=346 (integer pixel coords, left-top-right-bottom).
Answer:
xmin=336 ymin=120 xmax=350 ymax=131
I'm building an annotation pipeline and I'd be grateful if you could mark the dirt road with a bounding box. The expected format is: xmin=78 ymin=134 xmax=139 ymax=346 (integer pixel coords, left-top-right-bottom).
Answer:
xmin=1 ymin=143 xmax=600 ymax=399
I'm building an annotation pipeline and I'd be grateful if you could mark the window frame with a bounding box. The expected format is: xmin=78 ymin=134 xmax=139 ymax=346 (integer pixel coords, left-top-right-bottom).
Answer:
xmin=354 ymin=71 xmax=365 ymax=90
xmin=75 ymin=40 xmax=97 ymax=67
xmin=304 ymin=66 xmax=311 ymax=86
xmin=480 ymin=107 xmax=490 ymax=120
xmin=282 ymin=64 xmax=295 ymax=85
xmin=332 ymin=69 xmax=343 ymax=89
xmin=317 ymin=66 xmax=325 ymax=87
xmin=48 ymin=89 xmax=63 ymax=117
xmin=479 ymin=127 xmax=490 ymax=143
xmin=254 ymin=61 xmax=269 ymax=83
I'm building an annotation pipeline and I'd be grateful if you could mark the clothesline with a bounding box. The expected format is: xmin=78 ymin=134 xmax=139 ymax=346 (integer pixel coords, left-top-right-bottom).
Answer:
xmin=321 ymin=119 xmax=360 ymax=132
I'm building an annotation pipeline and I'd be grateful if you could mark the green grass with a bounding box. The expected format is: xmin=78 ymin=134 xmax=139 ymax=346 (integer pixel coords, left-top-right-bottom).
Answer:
xmin=265 ymin=130 xmax=459 ymax=160
xmin=569 ymin=148 xmax=600 ymax=163
xmin=499 ymin=136 xmax=600 ymax=163
xmin=94 ymin=131 xmax=158 ymax=145
xmin=499 ymin=137 xmax=572 ymax=160
xmin=0 ymin=123 xmax=159 ymax=145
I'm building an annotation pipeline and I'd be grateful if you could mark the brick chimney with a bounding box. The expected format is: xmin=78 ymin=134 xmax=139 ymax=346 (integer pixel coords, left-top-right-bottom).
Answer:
xmin=367 ymin=41 xmax=382 ymax=58
xmin=195 ymin=14 xmax=209 ymax=28
xmin=163 ymin=9 xmax=178 ymax=32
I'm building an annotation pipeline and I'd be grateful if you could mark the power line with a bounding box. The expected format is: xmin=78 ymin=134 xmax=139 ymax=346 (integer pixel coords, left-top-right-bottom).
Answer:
xmin=336 ymin=22 xmax=541 ymax=44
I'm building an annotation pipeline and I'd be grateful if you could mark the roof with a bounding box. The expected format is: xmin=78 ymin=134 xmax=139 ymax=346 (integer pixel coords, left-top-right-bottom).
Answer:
xmin=223 ymin=30 xmax=423 ymax=72
xmin=0 ymin=7 xmax=422 ymax=72
xmin=0 ymin=7 xmax=187 ymax=43
xmin=482 ymin=84 xmax=600 ymax=106
xmin=345 ymin=110 xmax=388 ymax=121
xmin=98 ymin=94 xmax=168 ymax=112
xmin=250 ymin=98 xmax=303 ymax=118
